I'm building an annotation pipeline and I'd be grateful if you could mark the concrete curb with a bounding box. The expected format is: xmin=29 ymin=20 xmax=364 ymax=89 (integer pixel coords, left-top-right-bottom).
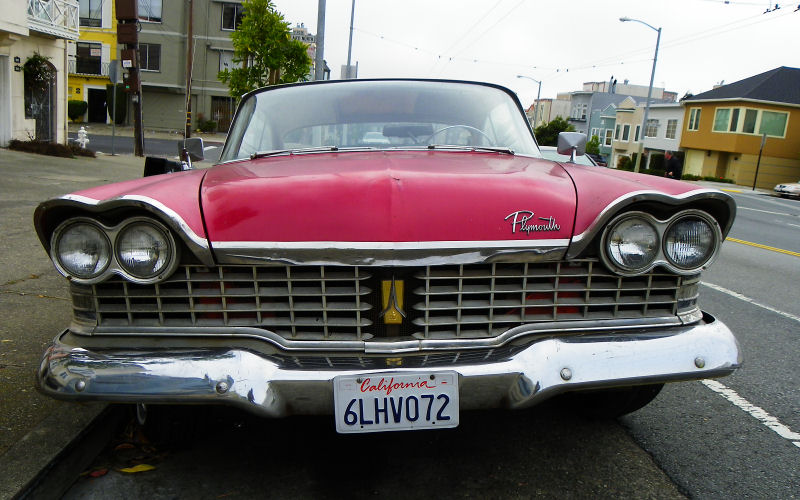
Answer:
xmin=1 ymin=403 xmax=107 ymax=500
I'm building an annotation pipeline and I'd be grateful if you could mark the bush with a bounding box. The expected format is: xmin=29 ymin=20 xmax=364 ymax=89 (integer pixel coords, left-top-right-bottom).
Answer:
xmin=67 ymin=100 xmax=88 ymax=122
xmin=8 ymin=139 xmax=95 ymax=158
xmin=702 ymin=176 xmax=734 ymax=184
xmin=106 ymin=84 xmax=127 ymax=125
xmin=196 ymin=113 xmax=217 ymax=133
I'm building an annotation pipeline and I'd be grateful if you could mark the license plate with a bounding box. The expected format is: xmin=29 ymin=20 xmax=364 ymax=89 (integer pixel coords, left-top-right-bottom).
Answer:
xmin=333 ymin=371 xmax=459 ymax=433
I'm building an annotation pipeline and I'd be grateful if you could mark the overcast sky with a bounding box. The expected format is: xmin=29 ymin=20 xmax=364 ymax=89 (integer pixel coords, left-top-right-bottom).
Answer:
xmin=272 ymin=0 xmax=799 ymax=108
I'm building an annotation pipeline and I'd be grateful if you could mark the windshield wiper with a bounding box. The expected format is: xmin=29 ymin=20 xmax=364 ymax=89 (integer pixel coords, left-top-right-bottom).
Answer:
xmin=251 ymin=146 xmax=339 ymax=159
xmin=426 ymin=144 xmax=515 ymax=155
xmin=251 ymin=146 xmax=386 ymax=159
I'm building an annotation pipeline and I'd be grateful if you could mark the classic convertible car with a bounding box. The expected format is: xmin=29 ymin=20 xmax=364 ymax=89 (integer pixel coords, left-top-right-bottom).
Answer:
xmin=35 ymin=79 xmax=741 ymax=433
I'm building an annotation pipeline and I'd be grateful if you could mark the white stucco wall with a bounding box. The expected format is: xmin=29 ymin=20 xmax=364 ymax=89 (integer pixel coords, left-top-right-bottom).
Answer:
xmin=1 ymin=35 xmax=68 ymax=144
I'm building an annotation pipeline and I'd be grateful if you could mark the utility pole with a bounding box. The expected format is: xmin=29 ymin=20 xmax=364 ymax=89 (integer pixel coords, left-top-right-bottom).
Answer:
xmin=314 ymin=0 xmax=325 ymax=80
xmin=116 ymin=0 xmax=144 ymax=156
xmin=185 ymin=0 xmax=194 ymax=138
xmin=345 ymin=0 xmax=355 ymax=78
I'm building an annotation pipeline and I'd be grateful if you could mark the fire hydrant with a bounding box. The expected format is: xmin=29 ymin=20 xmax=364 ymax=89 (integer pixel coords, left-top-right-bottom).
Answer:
xmin=76 ymin=127 xmax=90 ymax=149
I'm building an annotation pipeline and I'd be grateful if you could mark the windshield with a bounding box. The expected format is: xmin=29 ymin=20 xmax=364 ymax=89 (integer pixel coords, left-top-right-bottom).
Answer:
xmin=220 ymin=80 xmax=539 ymax=162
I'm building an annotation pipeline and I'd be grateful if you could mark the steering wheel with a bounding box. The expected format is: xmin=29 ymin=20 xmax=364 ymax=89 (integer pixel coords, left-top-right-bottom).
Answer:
xmin=427 ymin=125 xmax=494 ymax=145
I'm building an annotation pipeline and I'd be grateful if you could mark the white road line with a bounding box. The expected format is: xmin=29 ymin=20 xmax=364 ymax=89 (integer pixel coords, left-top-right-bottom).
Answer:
xmin=701 ymin=380 xmax=800 ymax=449
xmin=701 ymin=282 xmax=800 ymax=324
xmin=788 ymin=223 xmax=800 ymax=229
xmin=737 ymin=206 xmax=795 ymax=217
xmin=203 ymin=146 xmax=218 ymax=151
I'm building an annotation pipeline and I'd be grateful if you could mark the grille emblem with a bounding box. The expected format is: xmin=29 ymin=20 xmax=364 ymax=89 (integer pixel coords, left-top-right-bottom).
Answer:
xmin=380 ymin=278 xmax=406 ymax=324
xmin=505 ymin=210 xmax=560 ymax=234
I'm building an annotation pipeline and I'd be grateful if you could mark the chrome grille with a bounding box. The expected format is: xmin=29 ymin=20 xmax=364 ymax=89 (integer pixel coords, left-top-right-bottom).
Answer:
xmin=414 ymin=261 xmax=692 ymax=338
xmin=71 ymin=260 xmax=698 ymax=341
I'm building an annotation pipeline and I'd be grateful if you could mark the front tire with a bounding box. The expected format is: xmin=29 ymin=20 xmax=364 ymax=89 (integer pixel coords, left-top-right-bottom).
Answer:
xmin=559 ymin=383 xmax=664 ymax=419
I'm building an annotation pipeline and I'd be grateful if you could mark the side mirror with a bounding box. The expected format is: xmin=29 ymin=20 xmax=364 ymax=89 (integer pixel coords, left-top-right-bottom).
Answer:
xmin=143 ymin=157 xmax=184 ymax=177
xmin=556 ymin=132 xmax=587 ymax=161
xmin=179 ymin=137 xmax=205 ymax=162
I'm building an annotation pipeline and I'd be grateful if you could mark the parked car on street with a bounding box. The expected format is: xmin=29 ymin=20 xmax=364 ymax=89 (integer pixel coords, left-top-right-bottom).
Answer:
xmin=586 ymin=153 xmax=607 ymax=166
xmin=773 ymin=180 xmax=800 ymax=198
xmin=34 ymin=79 xmax=741 ymax=433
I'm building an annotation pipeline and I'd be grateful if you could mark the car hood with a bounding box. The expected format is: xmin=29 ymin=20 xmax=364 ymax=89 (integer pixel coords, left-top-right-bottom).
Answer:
xmin=201 ymin=151 xmax=576 ymax=246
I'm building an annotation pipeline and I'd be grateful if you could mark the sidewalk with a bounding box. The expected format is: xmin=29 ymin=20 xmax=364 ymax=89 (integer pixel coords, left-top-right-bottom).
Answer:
xmin=67 ymin=122 xmax=227 ymax=144
xmin=0 ymin=149 xmax=145 ymax=500
xmin=688 ymin=179 xmax=774 ymax=196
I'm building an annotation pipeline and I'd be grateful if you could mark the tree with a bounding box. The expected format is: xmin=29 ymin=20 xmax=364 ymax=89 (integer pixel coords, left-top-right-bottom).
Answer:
xmin=533 ymin=116 xmax=575 ymax=146
xmin=586 ymin=135 xmax=600 ymax=155
xmin=218 ymin=0 xmax=312 ymax=99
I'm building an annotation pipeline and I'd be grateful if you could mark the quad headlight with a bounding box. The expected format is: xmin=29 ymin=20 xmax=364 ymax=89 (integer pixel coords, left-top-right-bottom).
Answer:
xmin=664 ymin=215 xmax=716 ymax=270
xmin=53 ymin=221 xmax=111 ymax=279
xmin=605 ymin=215 xmax=659 ymax=271
xmin=51 ymin=217 xmax=178 ymax=284
xmin=116 ymin=221 xmax=174 ymax=279
xmin=601 ymin=210 xmax=722 ymax=275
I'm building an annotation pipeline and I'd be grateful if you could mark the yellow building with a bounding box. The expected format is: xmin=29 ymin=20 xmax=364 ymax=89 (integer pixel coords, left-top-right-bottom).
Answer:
xmin=67 ymin=0 xmax=117 ymax=123
xmin=680 ymin=67 xmax=800 ymax=189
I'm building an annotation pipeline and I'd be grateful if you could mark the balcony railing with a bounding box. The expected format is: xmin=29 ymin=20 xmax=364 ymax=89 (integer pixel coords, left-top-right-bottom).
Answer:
xmin=28 ymin=0 xmax=80 ymax=40
xmin=68 ymin=59 xmax=111 ymax=77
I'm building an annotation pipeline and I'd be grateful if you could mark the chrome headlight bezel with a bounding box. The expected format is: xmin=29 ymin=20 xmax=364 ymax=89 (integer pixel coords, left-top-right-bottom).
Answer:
xmin=51 ymin=218 xmax=112 ymax=280
xmin=49 ymin=216 xmax=179 ymax=284
xmin=600 ymin=209 xmax=723 ymax=276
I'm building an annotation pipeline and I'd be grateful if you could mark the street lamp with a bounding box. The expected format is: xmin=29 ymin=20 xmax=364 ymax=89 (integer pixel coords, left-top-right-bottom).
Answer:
xmin=619 ymin=16 xmax=661 ymax=173
xmin=516 ymin=74 xmax=542 ymax=130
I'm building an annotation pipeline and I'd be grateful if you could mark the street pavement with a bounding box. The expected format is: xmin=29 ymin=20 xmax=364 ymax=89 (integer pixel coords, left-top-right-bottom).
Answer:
xmin=0 ymin=145 xmax=781 ymax=498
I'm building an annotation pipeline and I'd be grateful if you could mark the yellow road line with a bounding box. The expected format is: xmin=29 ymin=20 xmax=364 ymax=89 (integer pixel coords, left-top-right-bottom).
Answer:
xmin=726 ymin=237 xmax=800 ymax=257
xmin=720 ymin=188 xmax=742 ymax=193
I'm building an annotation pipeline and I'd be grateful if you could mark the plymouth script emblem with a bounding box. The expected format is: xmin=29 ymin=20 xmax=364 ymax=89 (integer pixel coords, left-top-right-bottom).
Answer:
xmin=505 ymin=210 xmax=560 ymax=234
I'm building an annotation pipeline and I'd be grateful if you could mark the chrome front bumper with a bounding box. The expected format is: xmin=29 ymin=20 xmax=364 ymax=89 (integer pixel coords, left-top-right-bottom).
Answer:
xmin=37 ymin=313 xmax=741 ymax=417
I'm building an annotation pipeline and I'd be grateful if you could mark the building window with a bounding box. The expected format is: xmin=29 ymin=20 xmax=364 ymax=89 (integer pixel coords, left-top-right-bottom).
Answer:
xmin=634 ymin=125 xmax=640 ymax=142
xmin=219 ymin=51 xmax=242 ymax=72
xmin=580 ymin=104 xmax=587 ymax=120
xmin=645 ymin=119 xmax=659 ymax=138
xmin=75 ymin=42 xmax=102 ymax=75
xmin=138 ymin=0 xmax=162 ymax=23
xmin=688 ymin=108 xmax=701 ymax=131
xmin=621 ymin=124 xmax=630 ymax=141
xmin=666 ymin=119 xmax=677 ymax=139
xmin=742 ymin=109 xmax=758 ymax=134
xmin=139 ymin=43 xmax=161 ymax=71
xmin=591 ymin=128 xmax=598 ymax=139
xmin=713 ymin=108 xmax=730 ymax=132
xmin=712 ymin=107 xmax=788 ymax=138
xmin=759 ymin=110 xmax=788 ymax=137
xmin=79 ymin=0 xmax=102 ymax=27
xmin=604 ymin=129 xmax=613 ymax=146
xmin=614 ymin=124 xmax=621 ymax=140
xmin=222 ymin=3 xmax=244 ymax=31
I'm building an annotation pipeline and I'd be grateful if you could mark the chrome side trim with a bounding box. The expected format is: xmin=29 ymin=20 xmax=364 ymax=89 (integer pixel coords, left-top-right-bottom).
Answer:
xmin=567 ymin=189 xmax=736 ymax=259
xmin=35 ymin=194 xmax=214 ymax=266
xmin=213 ymin=240 xmax=569 ymax=266
xmin=38 ymin=313 xmax=742 ymax=416
xmin=69 ymin=315 xmax=691 ymax=353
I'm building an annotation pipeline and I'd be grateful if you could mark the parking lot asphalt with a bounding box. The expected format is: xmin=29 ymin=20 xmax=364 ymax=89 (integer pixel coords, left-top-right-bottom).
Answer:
xmin=0 ymin=144 xmax=774 ymax=499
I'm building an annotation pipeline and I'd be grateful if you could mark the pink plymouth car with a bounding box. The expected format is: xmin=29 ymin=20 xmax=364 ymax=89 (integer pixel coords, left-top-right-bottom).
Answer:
xmin=35 ymin=79 xmax=741 ymax=433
